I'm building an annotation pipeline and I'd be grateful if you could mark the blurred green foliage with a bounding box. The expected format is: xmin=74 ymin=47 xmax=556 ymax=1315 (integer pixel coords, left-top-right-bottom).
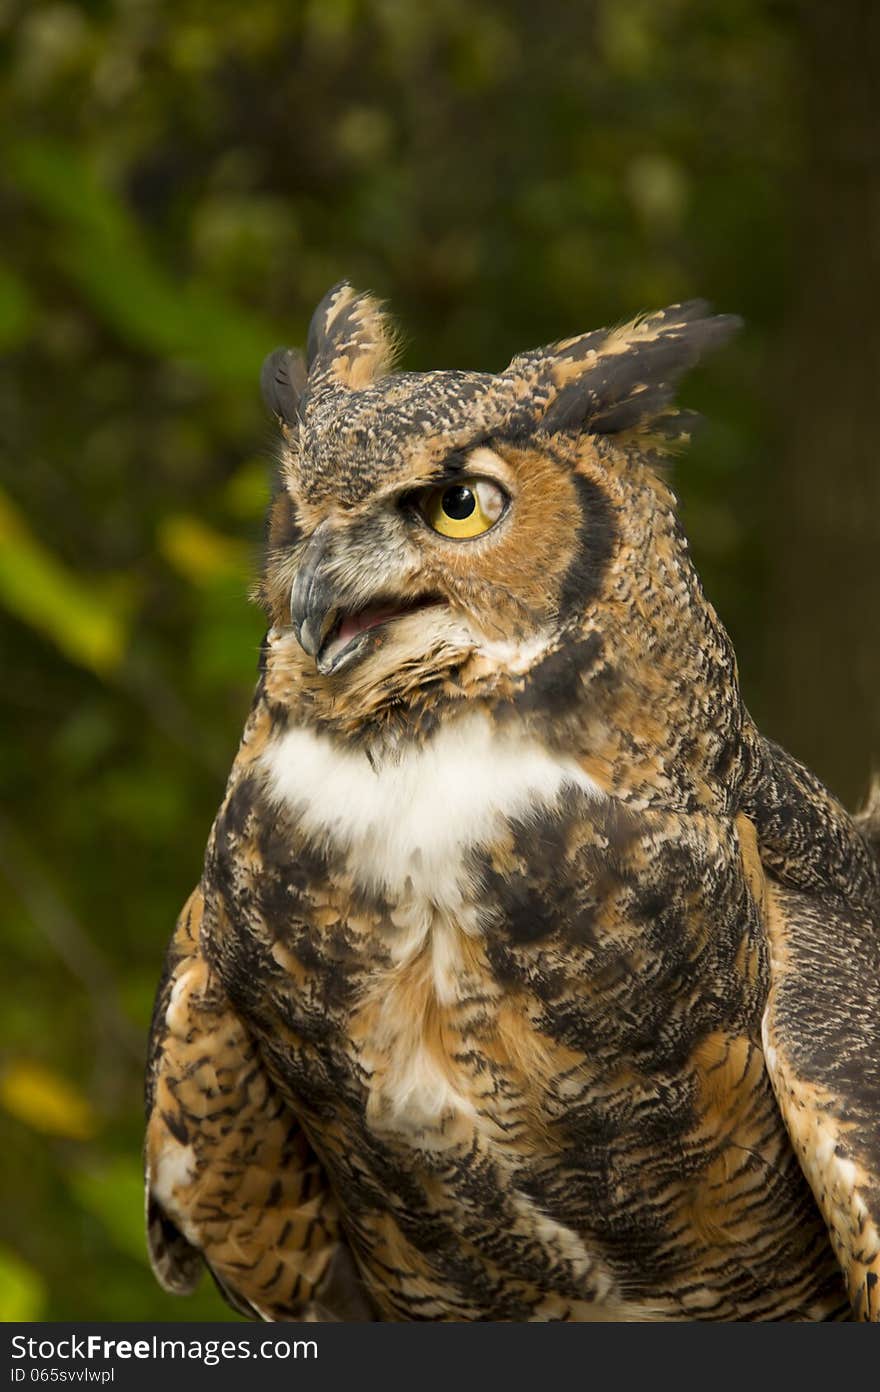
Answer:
xmin=0 ymin=0 xmax=875 ymax=1322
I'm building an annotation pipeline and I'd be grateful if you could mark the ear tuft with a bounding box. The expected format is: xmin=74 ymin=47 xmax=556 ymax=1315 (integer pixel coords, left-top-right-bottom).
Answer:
xmin=260 ymin=347 xmax=307 ymax=424
xmin=306 ymin=280 xmax=399 ymax=390
xmin=522 ymin=301 xmax=741 ymax=443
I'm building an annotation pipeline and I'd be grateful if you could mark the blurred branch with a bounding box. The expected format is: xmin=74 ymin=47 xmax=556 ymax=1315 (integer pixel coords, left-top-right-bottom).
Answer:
xmin=119 ymin=653 xmax=232 ymax=780
xmin=9 ymin=138 xmax=289 ymax=385
xmin=0 ymin=814 xmax=143 ymax=1066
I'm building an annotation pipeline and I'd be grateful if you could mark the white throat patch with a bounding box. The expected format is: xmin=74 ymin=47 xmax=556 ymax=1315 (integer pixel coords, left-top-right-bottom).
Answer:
xmin=260 ymin=713 xmax=604 ymax=1137
xmin=260 ymin=712 xmax=602 ymax=908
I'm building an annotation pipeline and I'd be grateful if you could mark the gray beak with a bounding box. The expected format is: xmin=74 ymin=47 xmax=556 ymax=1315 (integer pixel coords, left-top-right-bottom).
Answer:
xmin=290 ymin=526 xmax=338 ymax=658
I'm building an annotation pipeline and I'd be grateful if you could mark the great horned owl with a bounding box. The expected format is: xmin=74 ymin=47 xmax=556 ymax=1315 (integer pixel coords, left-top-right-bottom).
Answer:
xmin=145 ymin=283 xmax=880 ymax=1321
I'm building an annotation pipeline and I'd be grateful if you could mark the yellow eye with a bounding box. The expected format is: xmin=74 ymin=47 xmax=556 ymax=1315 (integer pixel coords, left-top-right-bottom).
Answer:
xmin=420 ymin=477 xmax=507 ymax=539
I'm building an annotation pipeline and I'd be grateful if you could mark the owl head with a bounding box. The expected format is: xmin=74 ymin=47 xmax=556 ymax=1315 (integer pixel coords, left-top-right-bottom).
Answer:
xmin=258 ymin=282 xmax=741 ymax=764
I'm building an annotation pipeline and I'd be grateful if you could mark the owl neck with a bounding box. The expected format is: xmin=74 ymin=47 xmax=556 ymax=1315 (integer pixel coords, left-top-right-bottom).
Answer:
xmin=504 ymin=574 xmax=749 ymax=816
xmin=258 ymin=621 xmax=749 ymax=822
xmin=477 ymin=464 xmax=753 ymax=815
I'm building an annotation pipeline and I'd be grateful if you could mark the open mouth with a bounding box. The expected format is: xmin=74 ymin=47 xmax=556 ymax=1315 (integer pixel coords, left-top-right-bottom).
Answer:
xmin=316 ymin=595 xmax=445 ymax=674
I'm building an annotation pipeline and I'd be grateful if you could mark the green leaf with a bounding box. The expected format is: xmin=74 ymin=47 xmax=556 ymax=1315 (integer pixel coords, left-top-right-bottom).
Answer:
xmin=157 ymin=514 xmax=250 ymax=586
xmin=69 ymin=1157 xmax=148 ymax=1265
xmin=0 ymin=264 xmax=34 ymax=349
xmin=0 ymin=1247 xmax=47 ymax=1321
xmin=10 ymin=138 xmax=288 ymax=383
xmin=0 ymin=487 xmax=129 ymax=674
xmin=223 ymin=458 xmax=271 ymax=520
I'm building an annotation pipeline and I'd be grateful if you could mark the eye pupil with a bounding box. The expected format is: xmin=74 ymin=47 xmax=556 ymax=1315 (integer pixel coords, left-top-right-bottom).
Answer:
xmin=442 ymin=486 xmax=475 ymax=520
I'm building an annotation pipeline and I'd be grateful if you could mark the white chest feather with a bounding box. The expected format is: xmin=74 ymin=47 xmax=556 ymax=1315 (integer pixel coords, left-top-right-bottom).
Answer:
xmin=260 ymin=712 xmax=602 ymax=908
xmin=260 ymin=714 xmax=603 ymax=1138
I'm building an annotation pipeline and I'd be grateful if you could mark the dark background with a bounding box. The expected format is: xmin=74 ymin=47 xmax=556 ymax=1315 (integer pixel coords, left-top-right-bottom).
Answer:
xmin=0 ymin=0 xmax=877 ymax=1320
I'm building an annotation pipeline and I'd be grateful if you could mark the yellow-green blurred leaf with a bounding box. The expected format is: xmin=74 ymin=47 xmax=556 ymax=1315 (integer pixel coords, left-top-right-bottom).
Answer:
xmin=223 ymin=458 xmax=270 ymax=520
xmin=0 ymin=488 xmax=128 ymax=674
xmin=0 ymin=1060 xmax=97 ymax=1140
xmin=70 ymin=1158 xmax=148 ymax=1264
xmin=158 ymin=514 xmax=249 ymax=586
xmin=0 ymin=1247 xmax=47 ymax=1321
xmin=625 ymin=153 xmax=688 ymax=232
xmin=10 ymin=139 xmax=285 ymax=383
xmin=191 ymin=576 xmax=264 ymax=687
xmin=119 ymin=973 xmax=165 ymax=1030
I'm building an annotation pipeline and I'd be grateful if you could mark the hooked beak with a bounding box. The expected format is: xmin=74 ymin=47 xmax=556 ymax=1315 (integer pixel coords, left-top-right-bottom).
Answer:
xmin=290 ymin=525 xmax=446 ymax=676
xmin=290 ymin=525 xmax=338 ymax=662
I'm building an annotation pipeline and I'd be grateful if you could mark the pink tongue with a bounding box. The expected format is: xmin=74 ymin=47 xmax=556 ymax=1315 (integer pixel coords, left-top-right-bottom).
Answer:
xmin=336 ymin=605 xmax=404 ymax=645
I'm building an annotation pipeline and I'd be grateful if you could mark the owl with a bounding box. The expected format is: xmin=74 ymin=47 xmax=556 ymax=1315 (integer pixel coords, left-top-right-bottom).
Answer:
xmin=145 ymin=283 xmax=880 ymax=1321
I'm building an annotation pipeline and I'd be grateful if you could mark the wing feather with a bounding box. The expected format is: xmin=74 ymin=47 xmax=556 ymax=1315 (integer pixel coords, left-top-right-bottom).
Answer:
xmin=144 ymin=886 xmax=374 ymax=1321
xmin=760 ymin=877 xmax=880 ymax=1320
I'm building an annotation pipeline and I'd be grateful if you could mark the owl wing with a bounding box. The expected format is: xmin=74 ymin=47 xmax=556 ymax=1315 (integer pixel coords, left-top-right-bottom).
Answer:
xmin=757 ymin=871 xmax=880 ymax=1320
xmin=145 ymin=885 xmax=373 ymax=1321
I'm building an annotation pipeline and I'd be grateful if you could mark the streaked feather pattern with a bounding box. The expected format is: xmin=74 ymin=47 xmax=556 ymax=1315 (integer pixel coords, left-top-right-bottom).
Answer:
xmin=146 ymin=285 xmax=879 ymax=1320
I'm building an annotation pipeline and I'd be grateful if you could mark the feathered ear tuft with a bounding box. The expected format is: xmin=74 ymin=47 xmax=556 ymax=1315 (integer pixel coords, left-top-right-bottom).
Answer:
xmin=260 ymin=282 xmax=398 ymax=424
xmin=260 ymin=347 xmax=307 ymax=425
xmin=305 ymin=280 xmax=399 ymax=391
xmin=512 ymin=301 xmax=741 ymax=444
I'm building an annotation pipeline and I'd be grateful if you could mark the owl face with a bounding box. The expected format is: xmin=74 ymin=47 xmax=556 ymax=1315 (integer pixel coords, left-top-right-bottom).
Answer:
xmin=259 ymin=283 xmax=739 ymax=737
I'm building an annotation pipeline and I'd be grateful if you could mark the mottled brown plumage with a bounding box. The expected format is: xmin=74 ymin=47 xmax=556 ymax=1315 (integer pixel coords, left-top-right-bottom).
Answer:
xmin=145 ymin=283 xmax=880 ymax=1320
